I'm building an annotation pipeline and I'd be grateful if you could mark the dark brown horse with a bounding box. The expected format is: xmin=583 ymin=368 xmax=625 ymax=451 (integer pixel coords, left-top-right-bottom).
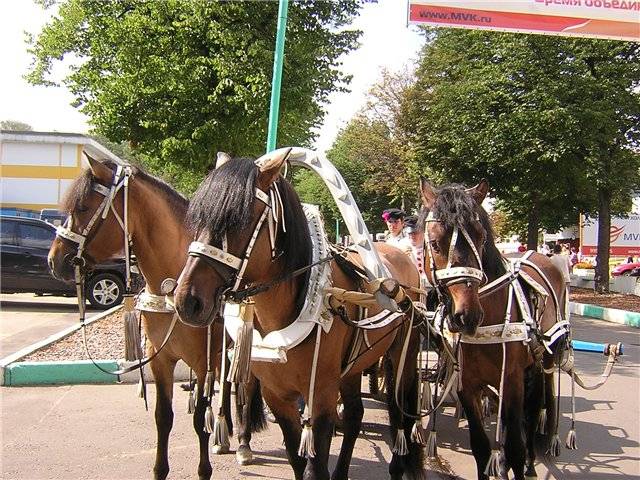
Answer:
xmin=173 ymin=149 xmax=425 ymax=480
xmin=47 ymin=156 xmax=264 ymax=480
xmin=419 ymin=179 xmax=566 ymax=480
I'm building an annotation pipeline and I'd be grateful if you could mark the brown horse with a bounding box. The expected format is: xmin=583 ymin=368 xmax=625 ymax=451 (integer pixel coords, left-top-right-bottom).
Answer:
xmin=173 ymin=149 xmax=425 ymax=480
xmin=419 ymin=179 xmax=566 ymax=480
xmin=47 ymin=156 xmax=265 ymax=480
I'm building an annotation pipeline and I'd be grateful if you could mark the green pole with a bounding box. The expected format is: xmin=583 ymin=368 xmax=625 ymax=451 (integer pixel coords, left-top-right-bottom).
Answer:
xmin=266 ymin=0 xmax=289 ymax=153
xmin=336 ymin=218 xmax=340 ymax=244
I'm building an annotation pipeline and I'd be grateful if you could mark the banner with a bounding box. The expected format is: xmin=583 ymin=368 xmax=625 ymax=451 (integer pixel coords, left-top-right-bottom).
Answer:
xmin=408 ymin=0 xmax=640 ymax=41
xmin=580 ymin=214 xmax=640 ymax=256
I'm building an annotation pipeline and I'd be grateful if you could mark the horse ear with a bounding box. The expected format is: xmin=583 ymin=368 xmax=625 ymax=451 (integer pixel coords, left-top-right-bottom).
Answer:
xmin=467 ymin=178 xmax=489 ymax=205
xmin=215 ymin=151 xmax=232 ymax=169
xmin=85 ymin=152 xmax=113 ymax=183
xmin=420 ymin=177 xmax=437 ymax=209
xmin=254 ymin=147 xmax=293 ymax=188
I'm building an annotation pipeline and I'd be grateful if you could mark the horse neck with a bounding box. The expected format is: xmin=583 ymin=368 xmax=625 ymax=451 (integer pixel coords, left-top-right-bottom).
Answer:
xmin=479 ymin=243 xmax=512 ymax=326
xmin=128 ymin=180 xmax=190 ymax=295
xmin=252 ymin=267 xmax=302 ymax=336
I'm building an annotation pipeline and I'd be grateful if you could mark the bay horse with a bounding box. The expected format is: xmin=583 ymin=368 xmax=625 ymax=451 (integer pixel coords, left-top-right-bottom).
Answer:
xmin=47 ymin=155 xmax=265 ymax=480
xmin=419 ymin=178 xmax=566 ymax=480
xmin=173 ymin=149 xmax=425 ymax=480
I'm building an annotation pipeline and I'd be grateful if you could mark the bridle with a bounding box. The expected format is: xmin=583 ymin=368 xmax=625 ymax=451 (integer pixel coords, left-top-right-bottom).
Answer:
xmin=187 ymin=177 xmax=286 ymax=299
xmin=424 ymin=210 xmax=486 ymax=291
xmin=56 ymin=164 xmax=134 ymax=291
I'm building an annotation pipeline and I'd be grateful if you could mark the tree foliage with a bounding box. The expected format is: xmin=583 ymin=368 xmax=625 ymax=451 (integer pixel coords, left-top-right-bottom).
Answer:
xmin=27 ymin=0 xmax=361 ymax=193
xmin=1 ymin=120 xmax=33 ymax=131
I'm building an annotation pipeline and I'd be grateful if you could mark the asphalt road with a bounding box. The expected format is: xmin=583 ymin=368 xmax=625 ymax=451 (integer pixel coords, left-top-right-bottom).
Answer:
xmin=0 ymin=315 xmax=638 ymax=480
xmin=0 ymin=293 xmax=100 ymax=360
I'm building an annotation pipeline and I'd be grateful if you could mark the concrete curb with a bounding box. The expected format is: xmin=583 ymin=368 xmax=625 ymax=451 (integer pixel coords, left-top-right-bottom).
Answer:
xmin=1 ymin=305 xmax=190 ymax=386
xmin=570 ymin=301 xmax=640 ymax=328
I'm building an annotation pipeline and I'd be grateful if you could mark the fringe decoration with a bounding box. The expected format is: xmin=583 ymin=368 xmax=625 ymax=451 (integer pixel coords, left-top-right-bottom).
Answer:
xmin=537 ymin=408 xmax=547 ymax=434
xmin=392 ymin=428 xmax=408 ymax=456
xmin=455 ymin=399 xmax=466 ymax=420
xmin=227 ymin=305 xmax=254 ymax=387
xmin=213 ymin=414 xmax=230 ymax=450
xmin=298 ymin=422 xmax=316 ymax=458
xmin=421 ymin=380 xmax=432 ymax=410
xmin=410 ymin=421 xmax=425 ymax=446
xmin=123 ymin=299 xmax=142 ymax=361
xmin=137 ymin=377 xmax=144 ymax=398
xmin=426 ymin=430 xmax=438 ymax=459
xmin=187 ymin=385 xmax=197 ymax=415
xmin=484 ymin=448 xmax=502 ymax=478
xmin=548 ymin=434 xmax=562 ymax=457
xmin=565 ymin=425 xmax=577 ymax=450
xmin=204 ymin=405 xmax=215 ymax=434
xmin=204 ymin=371 xmax=214 ymax=398
xmin=482 ymin=396 xmax=491 ymax=418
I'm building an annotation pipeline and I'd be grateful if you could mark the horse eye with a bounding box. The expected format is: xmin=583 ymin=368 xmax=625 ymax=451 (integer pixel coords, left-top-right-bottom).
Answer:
xmin=430 ymin=241 xmax=441 ymax=254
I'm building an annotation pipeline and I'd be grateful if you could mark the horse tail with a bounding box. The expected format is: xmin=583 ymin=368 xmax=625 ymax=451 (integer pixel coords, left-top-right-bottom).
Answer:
xmin=249 ymin=378 xmax=267 ymax=433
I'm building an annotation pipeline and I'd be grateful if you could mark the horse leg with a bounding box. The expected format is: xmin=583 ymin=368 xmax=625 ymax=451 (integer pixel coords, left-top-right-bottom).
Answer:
xmin=149 ymin=354 xmax=177 ymax=480
xmin=503 ymin=371 xmax=527 ymax=480
xmin=302 ymin=389 xmax=338 ymax=480
xmin=235 ymin=374 xmax=266 ymax=465
xmin=524 ymin=365 xmax=544 ymax=478
xmin=460 ymin=386 xmax=491 ymax=480
xmin=262 ymin=386 xmax=307 ymax=480
xmin=331 ymin=374 xmax=363 ymax=480
xmin=190 ymin=374 xmax=213 ymax=480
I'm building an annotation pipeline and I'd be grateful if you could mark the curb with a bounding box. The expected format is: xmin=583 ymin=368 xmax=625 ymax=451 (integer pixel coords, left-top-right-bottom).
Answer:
xmin=1 ymin=305 xmax=192 ymax=387
xmin=570 ymin=301 xmax=640 ymax=328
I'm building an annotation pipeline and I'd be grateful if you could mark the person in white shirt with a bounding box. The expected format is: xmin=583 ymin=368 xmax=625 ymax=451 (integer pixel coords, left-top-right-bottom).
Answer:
xmin=404 ymin=215 xmax=432 ymax=290
xmin=383 ymin=208 xmax=411 ymax=251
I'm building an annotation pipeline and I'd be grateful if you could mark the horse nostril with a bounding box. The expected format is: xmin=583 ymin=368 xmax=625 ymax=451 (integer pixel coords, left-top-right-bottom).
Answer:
xmin=183 ymin=293 xmax=203 ymax=319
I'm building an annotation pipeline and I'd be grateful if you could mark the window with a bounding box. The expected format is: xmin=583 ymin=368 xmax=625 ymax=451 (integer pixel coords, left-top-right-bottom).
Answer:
xmin=0 ymin=220 xmax=17 ymax=246
xmin=19 ymin=224 xmax=55 ymax=249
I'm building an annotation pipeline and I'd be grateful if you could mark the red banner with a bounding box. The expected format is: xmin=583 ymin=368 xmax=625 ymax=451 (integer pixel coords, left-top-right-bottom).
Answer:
xmin=408 ymin=1 xmax=640 ymax=41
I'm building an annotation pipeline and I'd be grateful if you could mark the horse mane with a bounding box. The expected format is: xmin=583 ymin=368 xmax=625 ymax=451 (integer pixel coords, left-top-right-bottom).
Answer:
xmin=61 ymin=160 xmax=189 ymax=220
xmin=419 ymin=183 xmax=506 ymax=279
xmin=187 ymin=157 xmax=312 ymax=314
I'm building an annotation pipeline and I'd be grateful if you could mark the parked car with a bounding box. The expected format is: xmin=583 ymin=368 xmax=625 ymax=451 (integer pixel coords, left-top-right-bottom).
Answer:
xmin=611 ymin=261 xmax=640 ymax=277
xmin=0 ymin=215 xmax=140 ymax=309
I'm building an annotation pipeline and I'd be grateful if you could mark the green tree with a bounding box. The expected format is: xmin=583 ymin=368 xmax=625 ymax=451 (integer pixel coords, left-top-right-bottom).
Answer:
xmin=27 ymin=0 xmax=361 ymax=193
xmin=408 ymin=30 xmax=640 ymax=292
xmin=1 ymin=120 xmax=33 ymax=131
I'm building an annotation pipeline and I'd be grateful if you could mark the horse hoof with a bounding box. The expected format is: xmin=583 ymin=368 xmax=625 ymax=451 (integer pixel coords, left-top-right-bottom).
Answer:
xmin=211 ymin=444 xmax=230 ymax=455
xmin=236 ymin=445 xmax=254 ymax=465
xmin=525 ymin=465 xmax=537 ymax=478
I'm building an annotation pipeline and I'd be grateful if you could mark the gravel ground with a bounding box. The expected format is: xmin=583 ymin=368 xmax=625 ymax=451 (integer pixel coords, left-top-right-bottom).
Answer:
xmin=20 ymin=287 xmax=639 ymax=362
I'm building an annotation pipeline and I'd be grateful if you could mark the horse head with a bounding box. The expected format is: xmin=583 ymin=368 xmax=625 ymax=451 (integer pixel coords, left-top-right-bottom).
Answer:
xmin=174 ymin=148 xmax=301 ymax=327
xmin=48 ymin=155 xmax=131 ymax=282
xmin=420 ymin=178 xmax=490 ymax=335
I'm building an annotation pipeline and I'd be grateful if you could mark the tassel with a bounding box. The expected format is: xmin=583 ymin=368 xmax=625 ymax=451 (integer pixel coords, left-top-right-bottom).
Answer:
xmin=426 ymin=430 xmax=438 ymax=459
xmin=213 ymin=414 xmax=230 ymax=450
xmin=187 ymin=384 xmax=197 ymax=414
xmin=392 ymin=428 xmax=408 ymax=456
xmin=137 ymin=377 xmax=144 ymax=398
xmin=482 ymin=396 xmax=491 ymax=418
xmin=565 ymin=426 xmax=577 ymax=450
xmin=204 ymin=405 xmax=215 ymax=434
xmin=455 ymin=400 xmax=465 ymax=420
xmin=548 ymin=434 xmax=562 ymax=457
xmin=204 ymin=371 xmax=214 ymax=398
xmin=410 ymin=421 xmax=425 ymax=446
xmin=537 ymin=408 xmax=547 ymax=434
xmin=298 ymin=422 xmax=316 ymax=458
xmin=484 ymin=448 xmax=502 ymax=478
xmin=227 ymin=304 xmax=254 ymax=386
xmin=123 ymin=298 xmax=142 ymax=361
xmin=421 ymin=380 xmax=432 ymax=410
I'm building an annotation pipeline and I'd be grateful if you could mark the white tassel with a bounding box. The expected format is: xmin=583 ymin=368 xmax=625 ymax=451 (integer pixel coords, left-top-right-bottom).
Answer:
xmin=136 ymin=377 xmax=144 ymax=398
xmin=227 ymin=304 xmax=254 ymax=387
xmin=204 ymin=405 xmax=215 ymax=434
xmin=298 ymin=423 xmax=315 ymax=458
xmin=213 ymin=414 xmax=230 ymax=450
xmin=565 ymin=426 xmax=577 ymax=450
xmin=392 ymin=428 xmax=408 ymax=456
xmin=421 ymin=381 xmax=432 ymax=410
xmin=484 ymin=448 xmax=502 ymax=478
xmin=187 ymin=384 xmax=197 ymax=414
xmin=204 ymin=371 xmax=214 ymax=398
xmin=410 ymin=421 xmax=425 ymax=446
xmin=548 ymin=434 xmax=562 ymax=457
xmin=537 ymin=408 xmax=547 ymax=434
xmin=426 ymin=430 xmax=437 ymax=459
xmin=123 ymin=302 xmax=142 ymax=361
xmin=482 ymin=396 xmax=491 ymax=418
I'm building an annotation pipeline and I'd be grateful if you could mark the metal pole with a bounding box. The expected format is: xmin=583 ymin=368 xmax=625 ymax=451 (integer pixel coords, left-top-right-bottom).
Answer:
xmin=266 ymin=0 xmax=289 ymax=153
xmin=335 ymin=218 xmax=340 ymax=244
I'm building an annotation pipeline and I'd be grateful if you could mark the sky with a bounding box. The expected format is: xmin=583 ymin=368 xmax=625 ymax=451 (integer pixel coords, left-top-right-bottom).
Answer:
xmin=0 ymin=0 xmax=424 ymax=153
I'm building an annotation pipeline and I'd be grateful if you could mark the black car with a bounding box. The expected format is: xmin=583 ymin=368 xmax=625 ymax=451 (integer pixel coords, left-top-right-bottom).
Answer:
xmin=1 ymin=215 xmax=138 ymax=309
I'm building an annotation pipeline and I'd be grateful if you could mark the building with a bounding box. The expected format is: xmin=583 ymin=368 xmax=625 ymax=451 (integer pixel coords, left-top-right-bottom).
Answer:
xmin=0 ymin=131 xmax=121 ymax=217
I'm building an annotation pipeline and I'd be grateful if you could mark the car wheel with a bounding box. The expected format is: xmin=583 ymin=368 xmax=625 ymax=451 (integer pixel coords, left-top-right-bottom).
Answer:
xmin=86 ymin=273 xmax=125 ymax=309
xmin=622 ymin=271 xmax=632 ymax=276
